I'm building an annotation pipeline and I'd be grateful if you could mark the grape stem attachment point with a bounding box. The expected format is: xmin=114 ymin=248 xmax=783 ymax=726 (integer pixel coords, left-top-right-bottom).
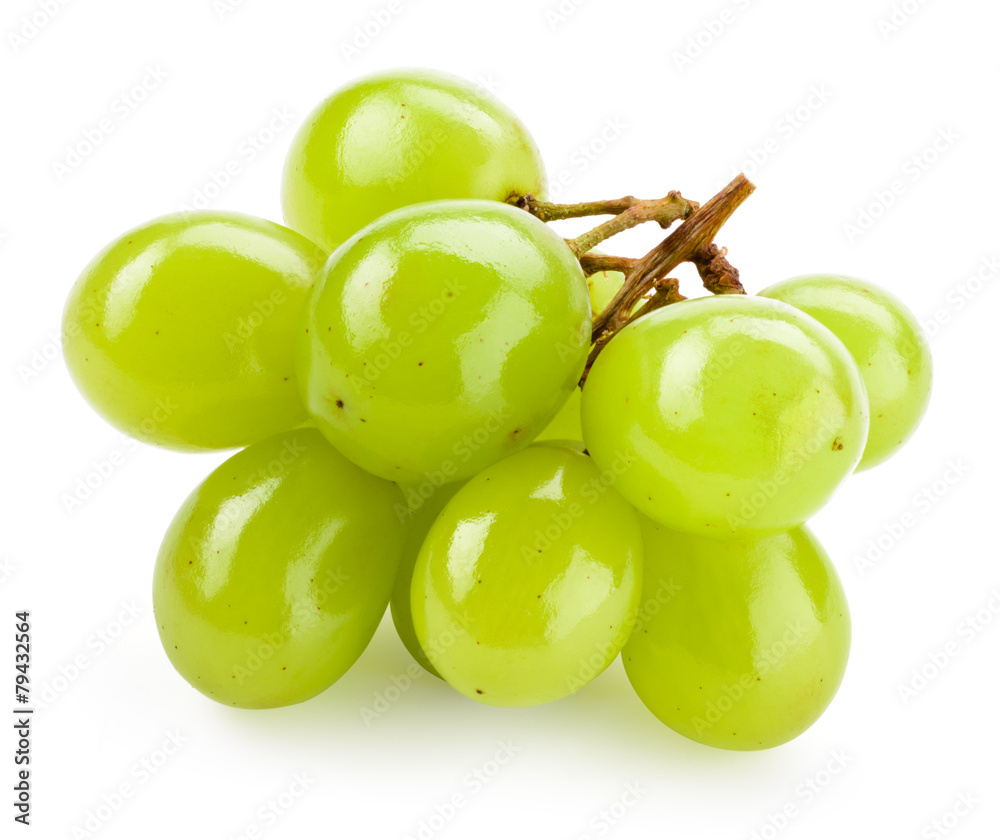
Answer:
xmin=510 ymin=175 xmax=756 ymax=385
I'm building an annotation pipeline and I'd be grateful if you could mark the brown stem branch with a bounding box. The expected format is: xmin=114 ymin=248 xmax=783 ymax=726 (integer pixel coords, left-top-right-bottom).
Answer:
xmin=590 ymin=174 xmax=755 ymax=343
xmin=567 ymin=192 xmax=698 ymax=256
xmin=579 ymin=253 xmax=639 ymax=275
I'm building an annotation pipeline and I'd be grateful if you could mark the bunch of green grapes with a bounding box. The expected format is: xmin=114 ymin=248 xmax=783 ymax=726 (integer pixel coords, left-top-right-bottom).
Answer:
xmin=62 ymin=68 xmax=932 ymax=752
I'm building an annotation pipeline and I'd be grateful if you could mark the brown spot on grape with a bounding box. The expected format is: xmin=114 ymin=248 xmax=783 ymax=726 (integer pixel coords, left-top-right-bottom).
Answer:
xmin=832 ymin=436 xmax=844 ymax=451
xmin=476 ymin=689 xmax=484 ymax=695
xmin=336 ymin=399 xmax=344 ymax=408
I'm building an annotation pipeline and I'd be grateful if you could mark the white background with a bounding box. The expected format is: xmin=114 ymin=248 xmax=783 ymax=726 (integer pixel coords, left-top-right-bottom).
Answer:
xmin=2 ymin=0 xmax=998 ymax=837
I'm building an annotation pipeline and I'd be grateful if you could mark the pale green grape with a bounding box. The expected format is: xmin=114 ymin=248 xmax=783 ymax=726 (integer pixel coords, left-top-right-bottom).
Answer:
xmin=411 ymin=443 xmax=643 ymax=707
xmin=390 ymin=482 xmax=463 ymax=678
xmin=153 ymin=429 xmax=406 ymax=708
xmin=282 ymin=69 xmax=546 ymax=253
xmin=623 ymin=520 xmax=851 ymax=750
xmin=588 ymin=268 xmax=626 ymax=316
xmin=63 ymin=212 xmax=326 ymax=451
xmin=535 ymin=386 xmax=583 ymax=443
xmin=581 ymin=296 xmax=869 ymax=538
xmin=760 ymin=275 xmax=932 ymax=469
xmin=296 ymin=199 xmax=591 ymax=484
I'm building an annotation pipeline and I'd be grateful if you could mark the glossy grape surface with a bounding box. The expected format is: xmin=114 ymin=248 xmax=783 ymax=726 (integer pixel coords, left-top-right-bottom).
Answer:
xmin=411 ymin=443 xmax=643 ymax=707
xmin=623 ymin=521 xmax=851 ymax=750
xmin=297 ymin=199 xmax=590 ymax=484
xmin=581 ymin=296 xmax=869 ymax=537
xmin=63 ymin=212 xmax=325 ymax=451
xmin=390 ymin=482 xmax=463 ymax=678
xmin=760 ymin=275 xmax=932 ymax=469
xmin=282 ymin=69 xmax=546 ymax=252
xmin=153 ymin=429 xmax=406 ymax=708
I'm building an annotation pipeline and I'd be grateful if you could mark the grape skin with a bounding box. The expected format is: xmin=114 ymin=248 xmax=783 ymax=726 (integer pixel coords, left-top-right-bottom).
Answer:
xmin=390 ymin=482 xmax=464 ymax=678
xmin=623 ymin=520 xmax=851 ymax=750
xmin=153 ymin=429 xmax=406 ymax=709
xmin=581 ymin=295 xmax=870 ymax=538
xmin=297 ymin=199 xmax=591 ymax=484
xmin=760 ymin=275 xmax=932 ymax=470
xmin=282 ymin=69 xmax=547 ymax=253
xmin=410 ymin=443 xmax=643 ymax=707
xmin=63 ymin=211 xmax=326 ymax=451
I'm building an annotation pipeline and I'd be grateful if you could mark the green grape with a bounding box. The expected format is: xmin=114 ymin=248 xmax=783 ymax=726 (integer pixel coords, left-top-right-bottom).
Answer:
xmin=282 ymin=69 xmax=546 ymax=253
xmin=153 ymin=429 xmax=406 ymax=708
xmin=535 ymin=386 xmax=583 ymax=443
xmin=297 ymin=199 xmax=590 ymax=484
xmin=588 ymin=268 xmax=626 ymax=316
xmin=410 ymin=443 xmax=643 ymax=707
xmin=581 ymin=295 xmax=869 ymax=538
xmin=389 ymin=482 xmax=464 ymax=678
xmin=63 ymin=212 xmax=326 ymax=451
xmin=534 ymin=267 xmax=626 ymax=445
xmin=623 ymin=520 xmax=851 ymax=751
xmin=759 ymin=275 xmax=932 ymax=470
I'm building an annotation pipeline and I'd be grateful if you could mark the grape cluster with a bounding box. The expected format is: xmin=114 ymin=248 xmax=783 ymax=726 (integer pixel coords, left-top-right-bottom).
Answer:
xmin=62 ymin=69 xmax=932 ymax=751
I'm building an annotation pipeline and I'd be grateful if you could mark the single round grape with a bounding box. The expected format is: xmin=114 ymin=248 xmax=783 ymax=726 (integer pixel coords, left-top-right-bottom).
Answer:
xmin=411 ymin=443 xmax=643 ymax=707
xmin=623 ymin=520 xmax=851 ymax=750
xmin=153 ymin=429 xmax=406 ymax=708
xmin=63 ymin=212 xmax=326 ymax=451
xmin=297 ymin=199 xmax=590 ymax=484
xmin=581 ymin=296 xmax=869 ymax=538
xmin=588 ymin=268 xmax=626 ymax=316
xmin=390 ymin=482 xmax=463 ymax=678
xmin=282 ymin=69 xmax=546 ymax=253
xmin=759 ymin=275 xmax=932 ymax=470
